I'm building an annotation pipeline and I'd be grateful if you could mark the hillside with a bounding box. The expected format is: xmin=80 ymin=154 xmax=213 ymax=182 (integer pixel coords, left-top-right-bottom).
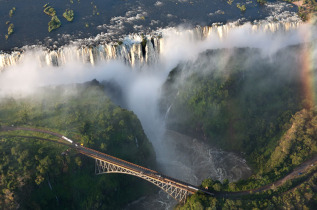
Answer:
xmin=0 ymin=80 xmax=156 ymax=209
xmin=161 ymin=46 xmax=317 ymax=208
xmin=178 ymin=108 xmax=317 ymax=209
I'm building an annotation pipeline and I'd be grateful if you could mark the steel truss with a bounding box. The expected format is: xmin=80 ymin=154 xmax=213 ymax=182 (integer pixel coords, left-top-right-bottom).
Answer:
xmin=95 ymin=159 xmax=190 ymax=203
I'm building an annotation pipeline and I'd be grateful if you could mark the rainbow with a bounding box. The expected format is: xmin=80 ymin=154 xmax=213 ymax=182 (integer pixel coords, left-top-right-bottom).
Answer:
xmin=299 ymin=21 xmax=316 ymax=109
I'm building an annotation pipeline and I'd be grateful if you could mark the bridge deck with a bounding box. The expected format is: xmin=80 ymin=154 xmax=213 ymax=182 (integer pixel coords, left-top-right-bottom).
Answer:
xmin=0 ymin=126 xmax=214 ymax=198
xmin=77 ymin=146 xmax=199 ymax=194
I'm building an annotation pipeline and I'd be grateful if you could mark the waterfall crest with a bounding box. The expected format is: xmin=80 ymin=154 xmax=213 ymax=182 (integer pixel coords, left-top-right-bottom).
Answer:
xmin=0 ymin=20 xmax=302 ymax=71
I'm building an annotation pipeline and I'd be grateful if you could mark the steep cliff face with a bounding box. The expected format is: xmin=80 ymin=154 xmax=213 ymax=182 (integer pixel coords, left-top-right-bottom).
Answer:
xmin=0 ymin=20 xmax=302 ymax=71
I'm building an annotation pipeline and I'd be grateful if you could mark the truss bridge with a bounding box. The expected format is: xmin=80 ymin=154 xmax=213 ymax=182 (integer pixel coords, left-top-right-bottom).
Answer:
xmin=78 ymin=146 xmax=206 ymax=203
xmin=0 ymin=125 xmax=213 ymax=203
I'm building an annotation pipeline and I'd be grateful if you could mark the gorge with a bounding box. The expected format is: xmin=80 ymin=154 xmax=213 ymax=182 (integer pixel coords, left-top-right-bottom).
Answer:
xmin=0 ymin=1 xmax=316 ymax=209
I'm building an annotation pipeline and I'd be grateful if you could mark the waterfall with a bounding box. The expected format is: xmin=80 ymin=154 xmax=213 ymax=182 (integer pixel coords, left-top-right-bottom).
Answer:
xmin=0 ymin=20 xmax=302 ymax=72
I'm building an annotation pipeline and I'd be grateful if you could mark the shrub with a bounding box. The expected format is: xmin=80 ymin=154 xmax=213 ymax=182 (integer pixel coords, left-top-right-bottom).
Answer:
xmin=48 ymin=16 xmax=61 ymax=32
xmin=8 ymin=23 xmax=14 ymax=35
xmin=257 ymin=0 xmax=267 ymax=5
xmin=237 ymin=3 xmax=246 ymax=12
xmin=9 ymin=7 xmax=16 ymax=17
xmin=44 ymin=6 xmax=56 ymax=16
xmin=63 ymin=9 xmax=74 ymax=22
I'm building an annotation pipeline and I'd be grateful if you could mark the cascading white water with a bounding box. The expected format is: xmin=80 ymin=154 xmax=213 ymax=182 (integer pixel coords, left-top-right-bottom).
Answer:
xmin=0 ymin=20 xmax=303 ymax=72
xmin=0 ymin=37 xmax=162 ymax=70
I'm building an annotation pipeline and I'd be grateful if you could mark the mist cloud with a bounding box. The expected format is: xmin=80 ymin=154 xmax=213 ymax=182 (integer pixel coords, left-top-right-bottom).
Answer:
xmin=1 ymin=21 xmax=316 ymax=133
xmin=159 ymin=22 xmax=316 ymax=69
xmin=0 ymin=21 xmax=316 ymax=183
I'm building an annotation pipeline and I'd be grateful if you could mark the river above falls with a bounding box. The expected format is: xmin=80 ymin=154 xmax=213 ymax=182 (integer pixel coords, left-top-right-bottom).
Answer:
xmin=0 ymin=0 xmax=298 ymax=51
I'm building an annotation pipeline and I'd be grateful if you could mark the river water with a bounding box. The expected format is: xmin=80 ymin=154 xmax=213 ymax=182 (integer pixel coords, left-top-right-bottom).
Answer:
xmin=0 ymin=0 xmax=297 ymax=50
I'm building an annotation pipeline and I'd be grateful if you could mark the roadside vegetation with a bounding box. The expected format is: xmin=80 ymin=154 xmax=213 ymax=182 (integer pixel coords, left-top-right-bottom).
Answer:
xmin=0 ymin=81 xmax=156 ymax=209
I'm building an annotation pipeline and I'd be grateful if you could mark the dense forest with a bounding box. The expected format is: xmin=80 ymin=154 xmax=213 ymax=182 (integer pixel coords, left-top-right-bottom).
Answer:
xmin=0 ymin=80 xmax=156 ymax=209
xmin=161 ymin=46 xmax=317 ymax=208
xmin=179 ymin=172 xmax=317 ymax=209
